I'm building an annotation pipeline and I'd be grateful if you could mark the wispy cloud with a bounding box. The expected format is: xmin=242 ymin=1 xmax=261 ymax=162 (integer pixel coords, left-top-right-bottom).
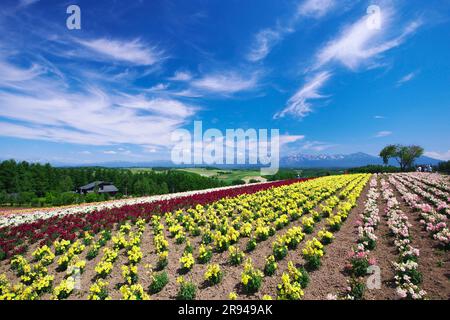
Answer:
xmin=279 ymin=5 xmax=422 ymax=121
xmin=171 ymin=89 xmax=203 ymax=98
xmin=191 ymin=72 xmax=259 ymax=94
xmin=424 ymin=150 xmax=450 ymax=161
xmin=0 ymin=60 xmax=44 ymax=83
xmin=147 ymin=83 xmax=169 ymax=92
xmin=0 ymin=56 xmax=196 ymax=149
xmin=279 ymin=135 xmax=306 ymax=145
xmin=314 ymin=8 xmax=422 ymax=70
xmin=168 ymin=71 xmax=193 ymax=81
xmin=396 ymin=71 xmax=418 ymax=86
xmin=246 ymin=27 xmax=290 ymax=62
xmin=76 ymin=38 xmax=164 ymax=65
xmin=274 ymin=71 xmax=331 ymax=118
xmin=297 ymin=0 xmax=337 ymax=18
xmin=246 ymin=0 xmax=337 ymax=62
xmin=374 ymin=115 xmax=385 ymax=119
xmin=115 ymin=94 xmax=197 ymax=118
xmin=374 ymin=131 xmax=392 ymax=138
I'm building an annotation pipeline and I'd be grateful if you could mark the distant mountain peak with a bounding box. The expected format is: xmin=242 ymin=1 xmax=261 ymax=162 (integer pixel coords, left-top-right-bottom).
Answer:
xmin=280 ymin=152 xmax=440 ymax=168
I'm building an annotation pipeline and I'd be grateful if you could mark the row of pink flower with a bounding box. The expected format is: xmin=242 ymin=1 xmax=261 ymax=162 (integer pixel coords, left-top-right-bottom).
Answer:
xmin=381 ymin=178 xmax=425 ymax=300
xmin=409 ymin=172 xmax=450 ymax=194
xmin=0 ymin=178 xmax=310 ymax=259
xmin=389 ymin=175 xmax=449 ymax=248
xmin=410 ymin=175 xmax=450 ymax=202
xmin=397 ymin=174 xmax=450 ymax=217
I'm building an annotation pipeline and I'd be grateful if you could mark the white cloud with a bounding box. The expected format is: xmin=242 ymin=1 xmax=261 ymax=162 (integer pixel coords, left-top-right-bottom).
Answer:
xmin=247 ymin=28 xmax=287 ymax=62
xmin=314 ymin=8 xmax=422 ymax=70
xmin=171 ymin=89 xmax=203 ymax=98
xmin=396 ymin=71 xmax=417 ymax=86
xmin=279 ymin=5 xmax=422 ymax=122
xmin=279 ymin=135 xmax=305 ymax=145
xmin=374 ymin=115 xmax=385 ymax=119
xmin=0 ymin=61 xmax=43 ymax=84
xmin=76 ymin=38 xmax=163 ymax=65
xmin=0 ymin=59 xmax=196 ymax=149
xmin=247 ymin=0 xmax=336 ymax=62
xmin=168 ymin=71 xmax=193 ymax=81
xmin=115 ymin=95 xmax=197 ymax=118
xmin=192 ymin=72 xmax=259 ymax=94
xmin=297 ymin=0 xmax=337 ymax=18
xmin=424 ymin=150 xmax=450 ymax=161
xmin=274 ymin=71 xmax=331 ymax=118
xmin=147 ymin=83 xmax=169 ymax=92
xmin=374 ymin=131 xmax=392 ymax=138
xmin=103 ymin=150 xmax=117 ymax=155
xmin=246 ymin=0 xmax=337 ymax=62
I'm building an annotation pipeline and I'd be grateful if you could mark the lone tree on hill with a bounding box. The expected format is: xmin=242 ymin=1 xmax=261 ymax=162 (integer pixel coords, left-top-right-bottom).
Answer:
xmin=379 ymin=144 xmax=424 ymax=171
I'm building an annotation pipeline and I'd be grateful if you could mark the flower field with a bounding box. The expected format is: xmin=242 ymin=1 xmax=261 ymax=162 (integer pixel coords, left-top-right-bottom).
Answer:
xmin=0 ymin=173 xmax=448 ymax=300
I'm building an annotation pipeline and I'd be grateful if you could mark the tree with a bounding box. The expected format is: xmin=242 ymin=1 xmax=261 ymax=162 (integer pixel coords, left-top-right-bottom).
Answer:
xmin=379 ymin=144 xmax=424 ymax=171
xmin=231 ymin=179 xmax=246 ymax=185
xmin=0 ymin=190 xmax=7 ymax=205
xmin=437 ymin=161 xmax=450 ymax=174
xmin=58 ymin=176 xmax=74 ymax=192
xmin=379 ymin=145 xmax=397 ymax=165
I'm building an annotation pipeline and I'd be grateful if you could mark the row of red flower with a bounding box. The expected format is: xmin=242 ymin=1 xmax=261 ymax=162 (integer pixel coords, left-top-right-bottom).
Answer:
xmin=0 ymin=178 xmax=310 ymax=259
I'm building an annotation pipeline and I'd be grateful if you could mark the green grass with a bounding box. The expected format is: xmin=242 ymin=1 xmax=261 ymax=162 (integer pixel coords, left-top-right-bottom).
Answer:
xmin=127 ymin=167 xmax=155 ymax=173
xmin=176 ymin=168 xmax=267 ymax=184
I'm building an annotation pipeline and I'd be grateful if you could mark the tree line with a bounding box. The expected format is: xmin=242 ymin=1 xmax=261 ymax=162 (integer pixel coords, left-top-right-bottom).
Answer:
xmin=0 ymin=160 xmax=226 ymax=207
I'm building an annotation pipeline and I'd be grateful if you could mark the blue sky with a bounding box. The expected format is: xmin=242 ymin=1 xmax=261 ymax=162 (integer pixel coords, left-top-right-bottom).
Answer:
xmin=0 ymin=0 xmax=449 ymax=164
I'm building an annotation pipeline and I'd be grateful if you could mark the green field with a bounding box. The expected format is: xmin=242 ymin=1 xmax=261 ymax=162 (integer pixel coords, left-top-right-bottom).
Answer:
xmin=125 ymin=167 xmax=344 ymax=184
xmin=127 ymin=167 xmax=156 ymax=173
xmin=176 ymin=168 xmax=267 ymax=184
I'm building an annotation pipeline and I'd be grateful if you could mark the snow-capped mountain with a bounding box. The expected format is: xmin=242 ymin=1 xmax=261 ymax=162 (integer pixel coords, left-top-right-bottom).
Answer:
xmin=280 ymin=152 xmax=440 ymax=168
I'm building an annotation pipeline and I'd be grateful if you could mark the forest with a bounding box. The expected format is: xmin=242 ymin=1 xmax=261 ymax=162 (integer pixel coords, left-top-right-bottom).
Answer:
xmin=0 ymin=160 xmax=226 ymax=207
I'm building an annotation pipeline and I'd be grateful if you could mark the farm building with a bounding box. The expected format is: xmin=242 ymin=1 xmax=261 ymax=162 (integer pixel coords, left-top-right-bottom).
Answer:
xmin=76 ymin=181 xmax=118 ymax=195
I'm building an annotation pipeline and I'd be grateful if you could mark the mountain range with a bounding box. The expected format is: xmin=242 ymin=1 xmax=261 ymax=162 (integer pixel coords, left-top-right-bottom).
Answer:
xmin=279 ymin=152 xmax=440 ymax=168
xmin=17 ymin=152 xmax=439 ymax=169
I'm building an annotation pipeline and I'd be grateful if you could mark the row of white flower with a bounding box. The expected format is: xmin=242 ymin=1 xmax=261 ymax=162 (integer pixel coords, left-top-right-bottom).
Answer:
xmin=409 ymin=175 xmax=450 ymax=201
xmin=397 ymin=174 xmax=449 ymax=216
xmin=0 ymin=183 xmax=266 ymax=229
xmin=389 ymin=175 xmax=449 ymax=248
xmin=357 ymin=175 xmax=380 ymax=251
xmin=380 ymin=178 xmax=426 ymax=300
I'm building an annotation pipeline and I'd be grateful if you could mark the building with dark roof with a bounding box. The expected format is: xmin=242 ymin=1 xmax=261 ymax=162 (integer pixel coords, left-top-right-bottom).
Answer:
xmin=76 ymin=181 xmax=118 ymax=195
